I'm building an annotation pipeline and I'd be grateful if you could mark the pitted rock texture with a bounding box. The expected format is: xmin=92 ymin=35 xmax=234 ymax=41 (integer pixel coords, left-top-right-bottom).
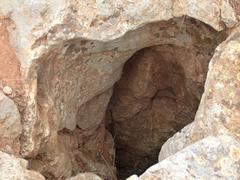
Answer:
xmin=129 ymin=135 xmax=240 ymax=180
xmin=0 ymin=0 xmax=240 ymax=180
xmin=0 ymin=151 xmax=45 ymax=180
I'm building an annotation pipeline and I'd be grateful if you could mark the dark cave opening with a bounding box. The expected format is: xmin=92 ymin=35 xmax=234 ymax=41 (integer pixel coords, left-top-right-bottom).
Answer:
xmin=105 ymin=18 xmax=227 ymax=179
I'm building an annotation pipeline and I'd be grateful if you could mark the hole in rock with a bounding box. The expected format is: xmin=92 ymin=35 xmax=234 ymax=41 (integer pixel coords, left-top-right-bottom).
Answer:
xmin=105 ymin=18 xmax=227 ymax=179
xmin=28 ymin=16 xmax=228 ymax=180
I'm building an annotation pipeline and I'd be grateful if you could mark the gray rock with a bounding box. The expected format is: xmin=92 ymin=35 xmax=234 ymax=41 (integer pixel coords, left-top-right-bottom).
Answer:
xmin=0 ymin=151 xmax=45 ymax=180
xmin=0 ymin=91 xmax=21 ymax=154
xmin=139 ymin=135 xmax=240 ymax=180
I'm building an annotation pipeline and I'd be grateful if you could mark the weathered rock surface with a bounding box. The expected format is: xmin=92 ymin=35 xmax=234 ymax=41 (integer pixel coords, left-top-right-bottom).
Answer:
xmin=67 ymin=173 xmax=103 ymax=180
xmin=0 ymin=0 xmax=240 ymax=179
xmin=0 ymin=91 xmax=21 ymax=155
xmin=128 ymin=135 xmax=240 ymax=180
xmin=0 ymin=151 xmax=45 ymax=180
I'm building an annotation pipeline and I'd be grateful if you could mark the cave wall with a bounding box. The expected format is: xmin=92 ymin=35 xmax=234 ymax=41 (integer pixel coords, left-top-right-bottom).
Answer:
xmin=107 ymin=33 xmax=224 ymax=177
xmin=135 ymin=27 xmax=240 ymax=180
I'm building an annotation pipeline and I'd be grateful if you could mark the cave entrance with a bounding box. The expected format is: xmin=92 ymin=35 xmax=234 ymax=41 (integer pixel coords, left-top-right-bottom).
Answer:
xmin=105 ymin=18 xmax=227 ymax=179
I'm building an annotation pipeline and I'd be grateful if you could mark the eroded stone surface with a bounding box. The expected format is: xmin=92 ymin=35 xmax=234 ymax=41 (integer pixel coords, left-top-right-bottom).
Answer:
xmin=0 ymin=18 xmax=22 ymax=90
xmin=0 ymin=0 xmax=240 ymax=179
xmin=0 ymin=91 xmax=21 ymax=155
xmin=131 ymin=135 xmax=240 ymax=180
xmin=22 ymin=17 xmax=227 ymax=179
xmin=0 ymin=151 xmax=45 ymax=180
xmin=66 ymin=173 xmax=103 ymax=180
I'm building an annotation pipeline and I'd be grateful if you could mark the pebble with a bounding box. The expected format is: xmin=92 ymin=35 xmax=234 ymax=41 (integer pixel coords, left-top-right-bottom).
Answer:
xmin=3 ymin=86 xmax=12 ymax=95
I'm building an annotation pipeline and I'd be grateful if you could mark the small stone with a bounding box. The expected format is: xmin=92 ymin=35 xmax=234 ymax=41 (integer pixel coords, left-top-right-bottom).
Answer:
xmin=66 ymin=173 xmax=103 ymax=180
xmin=126 ymin=175 xmax=139 ymax=180
xmin=18 ymin=158 xmax=28 ymax=168
xmin=3 ymin=86 xmax=12 ymax=95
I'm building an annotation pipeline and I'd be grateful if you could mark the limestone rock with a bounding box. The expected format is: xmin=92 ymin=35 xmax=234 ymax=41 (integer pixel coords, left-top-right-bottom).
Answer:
xmin=0 ymin=151 xmax=45 ymax=180
xmin=0 ymin=91 xmax=21 ymax=155
xmin=0 ymin=0 xmax=240 ymax=179
xmin=66 ymin=173 xmax=103 ymax=180
xmin=134 ymin=135 xmax=240 ymax=179
xmin=77 ymin=88 xmax=113 ymax=131
xmin=0 ymin=0 xmax=238 ymax=160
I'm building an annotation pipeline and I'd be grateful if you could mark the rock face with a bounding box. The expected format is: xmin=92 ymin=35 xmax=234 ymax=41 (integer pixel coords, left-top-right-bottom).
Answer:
xmin=0 ymin=151 xmax=45 ymax=180
xmin=130 ymin=135 xmax=240 ymax=180
xmin=0 ymin=91 xmax=21 ymax=155
xmin=0 ymin=0 xmax=240 ymax=180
